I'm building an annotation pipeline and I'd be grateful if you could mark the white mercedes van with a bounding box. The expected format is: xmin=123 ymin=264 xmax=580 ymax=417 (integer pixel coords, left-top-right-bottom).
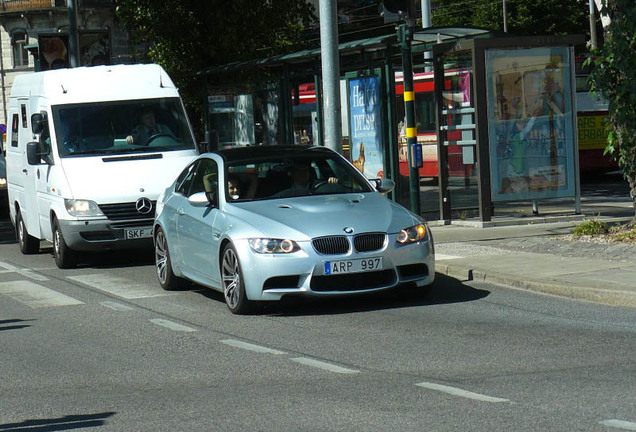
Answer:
xmin=7 ymin=64 xmax=198 ymax=268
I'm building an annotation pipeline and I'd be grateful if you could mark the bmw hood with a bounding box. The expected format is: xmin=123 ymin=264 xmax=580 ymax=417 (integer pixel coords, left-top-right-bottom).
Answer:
xmin=227 ymin=193 xmax=422 ymax=239
xmin=59 ymin=151 xmax=196 ymax=203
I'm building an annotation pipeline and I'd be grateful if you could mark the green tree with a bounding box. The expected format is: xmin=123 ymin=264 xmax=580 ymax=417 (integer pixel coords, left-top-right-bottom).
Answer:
xmin=432 ymin=0 xmax=589 ymax=36
xmin=114 ymin=0 xmax=316 ymax=137
xmin=586 ymin=0 xmax=636 ymax=215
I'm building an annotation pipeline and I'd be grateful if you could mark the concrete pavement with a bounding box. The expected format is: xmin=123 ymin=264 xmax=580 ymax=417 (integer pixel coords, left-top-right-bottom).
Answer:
xmin=429 ymin=182 xmax=636 ymax=307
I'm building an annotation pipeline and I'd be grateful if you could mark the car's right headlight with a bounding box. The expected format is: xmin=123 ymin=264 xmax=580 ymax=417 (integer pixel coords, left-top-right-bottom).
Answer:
xmin=248 ymin=238 xmax=300 ymax=254
xmin=65 ymin=199 xmax=105 ymax=217
xmin=396 ymin=224 xmax=428 ymax=244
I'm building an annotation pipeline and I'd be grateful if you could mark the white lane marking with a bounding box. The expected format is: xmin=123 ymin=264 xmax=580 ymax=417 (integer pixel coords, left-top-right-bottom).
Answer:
xmin=600 ymin=420 xmax=636 ymax=430
xmin=0 ymin=280 xmax=84 ymax=308
xmin=416 ymin=382 xmax=510 ymax=403
xmin=0 ymin=260 xmax=49 ymax=282
xmin=68 ymin=274 xmax=168 ymax=299
xmin=221 ymin=339 xmax=286 ymax=355
xmin=100 ymin=301 xmax=134 ymax=311
xmin=149 ymin=318 xmax=196 ymax=332
xmin=435 ymin=254 xmax=463 ymax=260
xmin=291 ymin=357 xmax=359 ymax=374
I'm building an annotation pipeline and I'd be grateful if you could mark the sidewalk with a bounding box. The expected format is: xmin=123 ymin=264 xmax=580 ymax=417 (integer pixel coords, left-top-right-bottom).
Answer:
xmin=429 ymin=180 xmax=636 ymax=308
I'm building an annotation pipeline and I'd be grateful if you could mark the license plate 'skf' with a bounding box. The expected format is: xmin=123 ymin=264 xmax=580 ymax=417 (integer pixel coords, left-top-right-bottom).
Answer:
xmin=124 ymin=228 xmax=152 ymax=239
xmin=324 ymin=257 xmax=383 ymax=275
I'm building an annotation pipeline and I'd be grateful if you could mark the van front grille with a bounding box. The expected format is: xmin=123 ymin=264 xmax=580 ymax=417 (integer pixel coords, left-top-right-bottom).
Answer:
xmin=98 ymin=201 xmax=156 ymax=221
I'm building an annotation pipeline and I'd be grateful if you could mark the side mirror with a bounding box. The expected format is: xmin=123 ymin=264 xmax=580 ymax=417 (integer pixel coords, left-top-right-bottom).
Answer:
xmin=26 ymin=142 xmax=42 ymax=165
xmin=373 ymin=178 xmax=395 ymax=193
xmin=31 ymin=113 xmax=45 ymax=135
xmin=188 ymin=191 xmax=216 ymax=208
xmin=205 ymin=130 xmax=219 ymax=153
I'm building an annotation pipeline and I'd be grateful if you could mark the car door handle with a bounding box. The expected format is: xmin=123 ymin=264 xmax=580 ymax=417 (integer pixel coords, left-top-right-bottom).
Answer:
xmin=22 ymin=169 xmax=27 ymax=174
xmin=177 ymin=208 xmax=185 ymax=215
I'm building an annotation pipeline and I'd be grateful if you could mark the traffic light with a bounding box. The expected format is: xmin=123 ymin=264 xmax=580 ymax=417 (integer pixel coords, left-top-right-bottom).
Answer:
xmin=382 ymin=0 xmax=416 ymax=19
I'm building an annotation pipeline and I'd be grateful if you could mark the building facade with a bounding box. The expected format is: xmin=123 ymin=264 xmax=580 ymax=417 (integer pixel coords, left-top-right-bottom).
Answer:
xmin=0 ymin=0 xmax=135 ymax=133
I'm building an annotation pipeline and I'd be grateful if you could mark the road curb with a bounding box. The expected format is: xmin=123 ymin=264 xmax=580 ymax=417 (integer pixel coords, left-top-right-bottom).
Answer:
xmin=435 ymin=264 xmax=636 ymax=309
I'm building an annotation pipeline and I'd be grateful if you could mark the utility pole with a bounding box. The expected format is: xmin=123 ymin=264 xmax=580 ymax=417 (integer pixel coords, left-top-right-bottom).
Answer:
xmin=67 ymin=0 xmax=80 ymax=67
xmin=503 ymin=0 xmax=508 ymax=33
xmin=319 ymin=0 xmax=343 ymax=153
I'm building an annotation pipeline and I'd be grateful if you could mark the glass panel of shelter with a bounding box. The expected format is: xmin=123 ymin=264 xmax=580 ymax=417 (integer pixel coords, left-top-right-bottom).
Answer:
xmin=439 ymin=50 xmax=479 ymax=219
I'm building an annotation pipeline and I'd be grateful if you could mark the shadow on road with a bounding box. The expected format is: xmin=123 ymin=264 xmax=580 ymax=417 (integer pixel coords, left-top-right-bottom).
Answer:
xmin=0 ymin=412 xmax=116 ymax=431
xmin=192 ymin=273 xmax=490 ymax=316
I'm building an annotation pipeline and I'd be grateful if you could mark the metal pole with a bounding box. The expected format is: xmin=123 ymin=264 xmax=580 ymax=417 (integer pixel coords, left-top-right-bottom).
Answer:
xmin=67 ymin=0 xmax=80 ymax=67
xmin=502 ymin=0 xmax=508 ymax=33
xmin=399 ymin=23 xmax=421 ymax=215
xmin=319 ymin=0 xmax=342 ymax=153
xmin=589 ymin=0 xmax=597 ymax=49
xmin=421 ymin=0 xmax=433 ymax=72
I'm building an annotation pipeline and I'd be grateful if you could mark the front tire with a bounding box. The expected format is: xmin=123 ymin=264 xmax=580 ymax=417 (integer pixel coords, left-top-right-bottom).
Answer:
xmin=154 ymin=227 xmax=188 ymax=290
xmin=53 ymin=219 xmax=78 ymax=269
xmin=16 ymin=210 xmax=39 ymax=254
xmin=221 ymin=243 xmax=252 ymax=314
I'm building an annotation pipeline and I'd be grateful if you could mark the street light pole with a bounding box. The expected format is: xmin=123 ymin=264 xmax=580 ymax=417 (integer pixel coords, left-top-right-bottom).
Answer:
xmin=319 ymin=0 xmax=343 ymax=153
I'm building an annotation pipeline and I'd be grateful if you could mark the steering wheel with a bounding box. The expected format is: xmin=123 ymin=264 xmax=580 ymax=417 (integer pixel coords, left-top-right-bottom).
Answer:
xmin=311 ymin=180 xmax=328 ymax=191
xmin=144 ymin=133 xmax=173 ymax=146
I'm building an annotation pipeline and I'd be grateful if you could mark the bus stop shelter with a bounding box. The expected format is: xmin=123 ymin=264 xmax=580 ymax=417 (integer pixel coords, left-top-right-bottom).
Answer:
xmin=197 ymin=29 xmax=583 ymax=223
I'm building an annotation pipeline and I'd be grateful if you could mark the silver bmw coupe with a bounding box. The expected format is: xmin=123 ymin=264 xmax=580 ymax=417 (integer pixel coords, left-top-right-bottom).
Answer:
xmin=154 ymin=145 xmax=435 ymax=314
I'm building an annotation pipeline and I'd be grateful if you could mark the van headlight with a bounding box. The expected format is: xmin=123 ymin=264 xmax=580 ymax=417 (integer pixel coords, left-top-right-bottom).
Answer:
xmin=396 ymin=224 xmax=428 ymax=244
xmin=64 ymin=199 xmax=105 ymax=217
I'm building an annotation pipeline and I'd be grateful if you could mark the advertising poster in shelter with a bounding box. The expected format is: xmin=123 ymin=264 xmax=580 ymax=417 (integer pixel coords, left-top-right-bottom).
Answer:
xmin=38 ymin=34 xmax=70 ymax=70
xmin=348 ymin=76 xmax=384 ymax=179
xmin=486 ymin=47 xmax=576 ymax=202
xmin=79 ymin=31 xmax=110 ymax=66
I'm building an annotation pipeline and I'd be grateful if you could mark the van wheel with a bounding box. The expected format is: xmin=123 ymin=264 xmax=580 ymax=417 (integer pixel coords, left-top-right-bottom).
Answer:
xmin=53 ymin=219 xmax=78 ymax=269
xmin=154 ymin=227 xmax=188 ymax=290
xmin=16 ymin=210 xmax=39 ymax=254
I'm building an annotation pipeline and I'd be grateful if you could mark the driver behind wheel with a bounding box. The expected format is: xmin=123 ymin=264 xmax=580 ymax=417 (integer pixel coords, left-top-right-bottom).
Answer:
xmin=125 ymin=108 xmax=174 ymax=145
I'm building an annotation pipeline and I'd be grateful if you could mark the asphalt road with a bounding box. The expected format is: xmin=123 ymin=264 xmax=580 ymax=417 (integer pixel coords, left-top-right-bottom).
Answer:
xmin=1 ymin=216 xmax=635 ymax=432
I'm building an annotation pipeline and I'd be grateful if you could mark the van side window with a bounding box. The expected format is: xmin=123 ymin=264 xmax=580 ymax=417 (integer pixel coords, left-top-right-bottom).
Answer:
xmin=11 ymin=114 xmax=19 ymax=147
xmin=21 ymin=104 xmax=27 ymax=128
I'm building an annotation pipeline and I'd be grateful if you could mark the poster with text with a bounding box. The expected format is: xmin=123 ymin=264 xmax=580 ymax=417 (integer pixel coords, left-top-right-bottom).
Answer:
xmin=348 ymin=76 xmax=384 ymax=178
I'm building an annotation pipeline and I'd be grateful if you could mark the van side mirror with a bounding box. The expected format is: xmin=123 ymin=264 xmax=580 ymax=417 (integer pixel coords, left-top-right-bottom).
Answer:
xmin=26 ymin=142 xmax=42 ymax=165
xmin=205 ymin=130 xmax=219 ymax=153
xmin=26 ymin=141 xmax=53 ymax=165
xmin=31 ymin=113 xmax=45 ymax=134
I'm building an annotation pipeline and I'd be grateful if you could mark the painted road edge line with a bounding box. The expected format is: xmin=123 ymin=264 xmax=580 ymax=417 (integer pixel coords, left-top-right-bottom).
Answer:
xmin=221 ymin=339 xmax=286 ymax=355
xmin=291 ymin=357 xmax=359 ymax=374
xmin=149 ymin=318 xmax=196 ymax=332
xmin=416 ymin=381 xmax=510 ymax=403
xmin=599 ymin=420 xmax=636 ymax=431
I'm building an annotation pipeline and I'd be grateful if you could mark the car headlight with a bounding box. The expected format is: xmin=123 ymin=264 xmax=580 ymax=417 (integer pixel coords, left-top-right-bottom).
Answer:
xmin=64 ymin=199 xmax=105 ymax=217
xmin=0 ymin=177 xmax=6 ymax=188
xmin=396 ymin=224 xmax=428 ymax=244
xmin=249 ymin=238 xmax=300 ymax=254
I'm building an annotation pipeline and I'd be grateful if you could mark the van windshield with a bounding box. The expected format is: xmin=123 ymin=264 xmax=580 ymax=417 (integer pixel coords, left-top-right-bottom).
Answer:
xmin=52 ymin=98 xmax=196 ymax=157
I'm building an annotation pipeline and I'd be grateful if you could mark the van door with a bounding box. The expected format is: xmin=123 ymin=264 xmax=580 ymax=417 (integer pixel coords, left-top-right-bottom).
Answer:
xmin=19 ymin=101 xmax=42 ymax=239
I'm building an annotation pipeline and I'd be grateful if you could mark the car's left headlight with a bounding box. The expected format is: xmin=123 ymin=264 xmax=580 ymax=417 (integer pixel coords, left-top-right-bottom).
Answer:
xmin=249 ymin=238 xmax=300 ymax=254
xmin=65 ymin=199 xmax=105 ymax=217
xmin=396 ymin=224 xmax=428 ymax=244
xmin=0 ymin=177 xmax=7 ymax=189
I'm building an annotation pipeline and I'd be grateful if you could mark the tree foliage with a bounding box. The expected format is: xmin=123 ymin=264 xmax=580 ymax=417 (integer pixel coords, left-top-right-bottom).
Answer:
xmin=432 ymin=0 xmax=589 ymax=36
xmin=586 ymin=0 xmax=636 ymax=213
xmin=114 ymin=0 xmax=316 ymax=137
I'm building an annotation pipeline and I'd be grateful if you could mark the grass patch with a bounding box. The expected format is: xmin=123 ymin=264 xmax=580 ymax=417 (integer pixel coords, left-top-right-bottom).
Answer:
xmin=572 ymin=219 xmax=610 ymax=236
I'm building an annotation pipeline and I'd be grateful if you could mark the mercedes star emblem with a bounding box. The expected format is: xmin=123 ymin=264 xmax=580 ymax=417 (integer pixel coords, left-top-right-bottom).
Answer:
xmin=136 ymin=197 xmax=153 ymax=215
